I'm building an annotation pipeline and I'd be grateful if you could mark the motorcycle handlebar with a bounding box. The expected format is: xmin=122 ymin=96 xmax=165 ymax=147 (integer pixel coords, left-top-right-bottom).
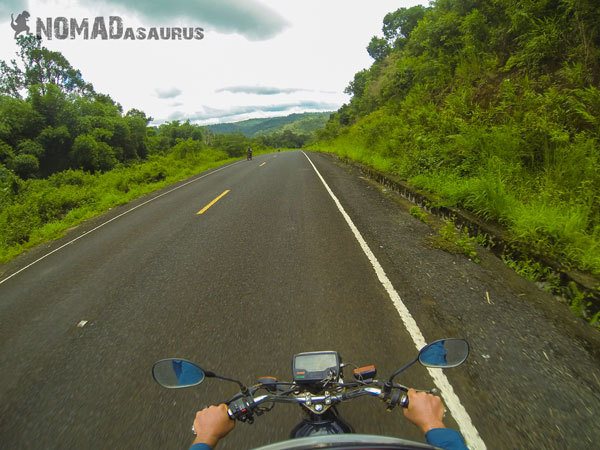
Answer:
xmin=226 ymin=386 xmax=406 ymax=421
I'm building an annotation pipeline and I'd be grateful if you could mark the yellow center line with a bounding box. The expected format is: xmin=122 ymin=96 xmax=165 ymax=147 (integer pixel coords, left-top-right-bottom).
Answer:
xmin=197 ymin=190 xmax=231 ymax=215
xmin=259 ymin=162 xmax=267 ymax=167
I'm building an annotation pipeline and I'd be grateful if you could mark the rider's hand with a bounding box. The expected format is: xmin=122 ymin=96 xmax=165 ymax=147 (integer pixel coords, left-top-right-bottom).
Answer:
xmin=192 ymin=404 xmax=235 ymax=448
xmin=402 ymin=389 xmax=446 ymax=434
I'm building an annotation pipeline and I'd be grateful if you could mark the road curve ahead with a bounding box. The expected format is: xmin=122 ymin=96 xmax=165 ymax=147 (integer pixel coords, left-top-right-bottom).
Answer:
xmin=1 ymin=151 xmax=599 ymax=450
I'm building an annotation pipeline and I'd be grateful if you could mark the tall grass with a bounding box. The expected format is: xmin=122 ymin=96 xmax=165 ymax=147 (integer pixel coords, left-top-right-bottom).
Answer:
xmin=310 ymin=124 xmax=600 ymax=276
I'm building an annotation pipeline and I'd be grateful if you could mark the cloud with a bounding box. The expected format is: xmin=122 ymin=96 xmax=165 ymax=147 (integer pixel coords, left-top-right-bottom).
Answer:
xmin=155 ymin=87 xmax=182 ymax=99
xmin=86 ymin=0 xmax=289 ymax=41
xmin=166 ymin=100 xmax=339 ymax=123
xmin=216 ymin=86 xmax=342 ymax=96
xmin=1 ymin=1 xmax=27 ymax=18
xmin=217 ymin=85 xmax=305 ymax=95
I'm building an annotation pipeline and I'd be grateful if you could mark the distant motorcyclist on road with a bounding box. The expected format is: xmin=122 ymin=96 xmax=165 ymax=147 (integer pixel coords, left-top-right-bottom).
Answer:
xmin=188 ymin=389 xmax=468 ymax=450
xmin=247 ymin=146 xmax=253 ymax=161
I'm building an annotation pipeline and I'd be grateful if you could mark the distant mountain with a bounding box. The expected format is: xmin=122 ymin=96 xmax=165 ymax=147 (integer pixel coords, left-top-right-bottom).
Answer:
xmin=207 ymin=112 xmax=332 ymax=137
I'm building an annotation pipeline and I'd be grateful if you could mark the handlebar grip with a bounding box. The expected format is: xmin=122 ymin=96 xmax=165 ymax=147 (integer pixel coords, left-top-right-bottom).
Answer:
xmin=400 ymin=393 xmax=409 ymax=408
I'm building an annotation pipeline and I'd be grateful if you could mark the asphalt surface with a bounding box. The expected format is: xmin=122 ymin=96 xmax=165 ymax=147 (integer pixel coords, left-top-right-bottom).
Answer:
xmin=0 ymin=151 xmax=599 ymax=450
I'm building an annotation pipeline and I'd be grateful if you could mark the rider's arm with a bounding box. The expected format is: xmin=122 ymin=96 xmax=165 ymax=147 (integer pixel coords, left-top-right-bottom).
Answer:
xmin=189 ymin=404 xmax=235 ymax=450
xmin=425 ymin=428 xmax=468 ymax=450
xmin=403 ymin=389 xmax=468 ymax=450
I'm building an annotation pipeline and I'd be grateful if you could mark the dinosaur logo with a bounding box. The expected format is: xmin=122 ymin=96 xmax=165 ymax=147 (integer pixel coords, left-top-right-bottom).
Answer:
xmin=10 ymin=11 xmax=31 ymax=38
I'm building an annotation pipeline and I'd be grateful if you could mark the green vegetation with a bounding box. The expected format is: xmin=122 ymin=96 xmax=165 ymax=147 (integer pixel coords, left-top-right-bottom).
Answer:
xmin=0 ymin=36 xmax=267 ymax=263
xmin=428 ymin=220 xmax=479 ymax=262
xmin=409 ymin=205 xmax=429 ymax=223
xmin=568 ymin=283 xmax=600 ymax=325
xmin=208 ymin=112 xmax=331 ymax=148
xmin=501 ymin=255 xmax=560 ymax=286
xmin=499 ymin=255 xmax=598 ymax=324
xmin=313 ymin=0 xmax=600 ymax=277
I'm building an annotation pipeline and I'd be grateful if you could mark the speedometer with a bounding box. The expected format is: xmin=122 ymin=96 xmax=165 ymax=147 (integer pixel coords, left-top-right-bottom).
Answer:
xmin=292 ymin=351 xmax=340 ymax=384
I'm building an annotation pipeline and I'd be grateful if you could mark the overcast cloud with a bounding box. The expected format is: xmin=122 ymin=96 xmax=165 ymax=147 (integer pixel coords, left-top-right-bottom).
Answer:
xmin=1 ymin=0 xmax=26 ymax=17
xmin=0 ymin=0 xmax=427 ymax=124
xmin=83 ymin=0 xmax=289 ymax=41
xmin=155 ymin=87 xmax=182 ymax=99
xmin=216 ymin=86 xmax=306 ymax=95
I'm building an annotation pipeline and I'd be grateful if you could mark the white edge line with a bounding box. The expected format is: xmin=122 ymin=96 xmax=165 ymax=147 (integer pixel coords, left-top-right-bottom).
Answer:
xmin=302 ymin=151 xmax=486 ymax=450
xmin=0 ymin=160 xmax=243 ymax=286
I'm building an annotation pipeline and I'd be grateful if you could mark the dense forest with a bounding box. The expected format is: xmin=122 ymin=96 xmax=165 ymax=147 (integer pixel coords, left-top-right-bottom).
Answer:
xmin=315 ymin=0 xmax=600 ymax=278
xmin=0 ymin=36 xmax=267 ymax=262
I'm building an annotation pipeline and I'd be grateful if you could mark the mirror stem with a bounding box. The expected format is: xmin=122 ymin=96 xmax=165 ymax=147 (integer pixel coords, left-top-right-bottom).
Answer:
xmin=387 ymin=357 xmax=418 ymax=385
xmin=205 ymin=371 xmax=250 ymax=395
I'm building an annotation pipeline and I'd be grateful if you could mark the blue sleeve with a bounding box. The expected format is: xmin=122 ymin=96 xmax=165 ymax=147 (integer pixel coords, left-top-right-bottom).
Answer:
xmin=189 ymin=444 xmax=212 ymax=450
xmin=425 ymin=428 xmax=468 ymax=450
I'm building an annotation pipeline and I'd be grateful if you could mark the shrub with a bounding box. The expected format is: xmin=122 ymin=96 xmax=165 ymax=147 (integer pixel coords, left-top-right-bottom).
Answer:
xmin=409 ymin=206 xmax=429 ymax=223
xmin=428 ymin=220 xmax=479 ymax=262
xmin=171 ymin=139 xmax=204 ymax=159
xmin=71 ymin=134 xmax=117 ymax=172
xmin=17 ymin=139 xmax=44 ymax=158
xmin=0 ymin=140 xmax=14 ymax=166
xmin=12 ymin=154 xmax=39 ymax=179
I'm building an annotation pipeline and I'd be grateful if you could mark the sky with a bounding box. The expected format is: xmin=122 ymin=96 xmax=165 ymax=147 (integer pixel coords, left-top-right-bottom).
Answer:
xmin=0 ymin=0 xmax=428 ymax=125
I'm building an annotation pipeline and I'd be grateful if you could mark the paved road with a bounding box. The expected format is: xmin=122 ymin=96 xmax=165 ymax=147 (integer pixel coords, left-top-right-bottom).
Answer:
xmin=1 ymin=151 xmax=599 ymax=449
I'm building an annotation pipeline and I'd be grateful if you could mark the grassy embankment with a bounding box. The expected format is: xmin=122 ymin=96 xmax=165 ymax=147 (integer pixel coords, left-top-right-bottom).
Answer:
xmin=309 ymin=131 xmax=599 ymax=277
xmin=308 ymin=132 xmax=600 ymax=324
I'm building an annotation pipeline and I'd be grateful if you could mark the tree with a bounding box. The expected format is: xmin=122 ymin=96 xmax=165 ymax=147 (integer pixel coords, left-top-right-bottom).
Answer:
xmin=0 ymin=35 xmax=156 ymax=179
xmin=212 ymin=133 xmax=248 ymax=157
xmin=70 ymin=134 xmax=117 ymax=172
xmin=37 ymin=125 xmax=71 ymax=174
xmin=171 ymin=138 xmax=204 ymax=159
xmin=0 ymin=35 xmax=94 ymax=98
xmin=0 ymin=96 xmax=44 ymax=146
xmin=0 ymin=61 xmax=24 ymax=98
xmin=125 ymin=109 xmax=151 ymax=159
xmin=11 ymin=154 xmax=39 ymax=179
xmin=0 ymin=141 xmax=14 ymax=167
xmin=29 ymin=83 xmax=74 ymax=128
xmin=382 ymin=6 xmax=427 ymax=45
xmin=344 ymin=69 xmax=369 ymax=98
xmin=0 ymin=163 xmax=21 ymax=200
xmin=17 ymin=139 xmax=44 ymax=158
xmin=367 ymin=36 xmax=390 ymax=61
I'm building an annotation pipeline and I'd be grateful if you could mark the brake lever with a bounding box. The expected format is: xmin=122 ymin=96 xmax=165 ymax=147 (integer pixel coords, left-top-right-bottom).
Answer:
xmin=411 ymin=387 xmax=440 ymax=395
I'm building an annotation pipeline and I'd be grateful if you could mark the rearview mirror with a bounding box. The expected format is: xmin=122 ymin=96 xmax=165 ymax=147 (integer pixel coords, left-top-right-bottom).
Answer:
xmin=418 ymin=339 xmax=469 ymax=369
xmin=152 ymin=358 xmax=205 ymax=388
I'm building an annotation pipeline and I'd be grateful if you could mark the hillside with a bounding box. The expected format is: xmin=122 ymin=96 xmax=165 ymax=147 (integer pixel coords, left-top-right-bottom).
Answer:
xmin=208 ymin=112 xmax=331 ymax=137
xmin=313 ymin=1 xmax=600 ymax=320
